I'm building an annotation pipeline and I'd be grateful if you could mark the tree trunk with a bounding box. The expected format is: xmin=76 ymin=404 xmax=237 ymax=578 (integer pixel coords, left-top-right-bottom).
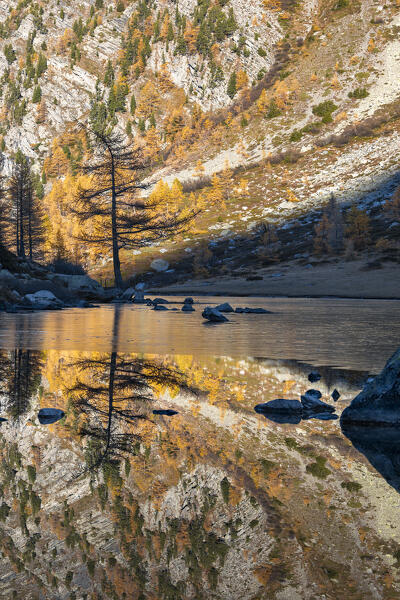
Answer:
xmin=28 ymin=189 xmax=33 ymax=261
xmin=110 ymin=154 xmax=122 ymax=288
xmin=18 ymin=173 xmax=25 ymax=259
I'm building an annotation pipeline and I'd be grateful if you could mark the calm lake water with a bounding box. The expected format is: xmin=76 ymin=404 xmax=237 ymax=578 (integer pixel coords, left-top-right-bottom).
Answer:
xmin=0 ymin=299 xmax=399 ymax=599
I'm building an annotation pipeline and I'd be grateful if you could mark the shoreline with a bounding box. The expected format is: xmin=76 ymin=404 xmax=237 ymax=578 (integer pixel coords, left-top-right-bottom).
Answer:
xmin=148 ymin=257 xmax=400 ymax=301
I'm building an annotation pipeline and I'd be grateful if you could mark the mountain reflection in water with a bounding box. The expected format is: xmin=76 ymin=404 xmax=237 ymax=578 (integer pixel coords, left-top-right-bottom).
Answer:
xmin=0 ymin=302 xmax=400 ymax=598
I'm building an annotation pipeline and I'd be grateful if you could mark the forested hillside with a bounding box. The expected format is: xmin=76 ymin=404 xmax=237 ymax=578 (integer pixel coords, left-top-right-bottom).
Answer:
xmin=0 ymin=0 xmax=400 ymax=284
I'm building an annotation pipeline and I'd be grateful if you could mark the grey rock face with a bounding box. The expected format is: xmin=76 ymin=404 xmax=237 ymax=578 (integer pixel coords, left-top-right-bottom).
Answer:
xmin=341 ymin=346 xmax=400 ymax=425
xmin=202 ymin=307 xmax=229 ymax=322
xmin=24 ymin=290 xmax=63 ymax=309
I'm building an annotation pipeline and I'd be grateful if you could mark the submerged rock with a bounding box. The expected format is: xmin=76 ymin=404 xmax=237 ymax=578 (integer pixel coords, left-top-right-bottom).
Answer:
xmin=235 ymin=307 xmax=271 ymax=314
xmin=341 ymin=347 xmax=400 ymax=425
xmin=153 ymin=304 xmax=168 ymax=311
xmin=308 ymin=371 xmax=321 ymax=383
xmin=202 ymin=307 xmax=229 ymax=323
xmin=153 ymin=409 xmax=179 ymax=416
xmin=38 ymin=408 xmax=65 ymax=425
xmin=215 ymin=302 xmax=234 ymax=313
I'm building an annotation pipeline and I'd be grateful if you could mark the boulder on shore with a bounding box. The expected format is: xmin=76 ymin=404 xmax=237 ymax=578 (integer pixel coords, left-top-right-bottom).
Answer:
xmin=202 ymin=307 xmax=229 ymax=323
xmin=24 ymin=290 xmax=63 ymax=310
xmin=341 ymin=347 xmax=400 ymax=425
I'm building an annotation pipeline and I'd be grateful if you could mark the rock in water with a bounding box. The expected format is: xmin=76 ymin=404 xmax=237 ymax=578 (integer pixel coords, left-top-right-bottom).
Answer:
xmin=182 ymin=304 xmax=195 ymax=312
xmin=202 ymin=307 xmax=229 ymax=323
xmin=254 ymin=399 xmax=303 ymax=415
xmin=153 ymin=409 xmax=178 ymax=416
xmin=183 ymin=297 xmax=194 ymax=304
xmin=216 ymin=302 xmax=234 ymax=313
xmin=38 ymin=408 xmax=65 ymax=425
xmin=152 ymin=298 xmax=169 ymax=304
xmin=301 ymin=390 xmax=335 ymax=414
xmin=341 ymin=347 xmax=400 ymax=425
xmin=331 ymin=389 xmax=341 ymax=402
xmin=308 ymin=371 xmax=321 ymax=383
xmin=153 ymin=304 xmax=168 ymax=311
xmin=235 ymin=307 xmax=271 ymax=314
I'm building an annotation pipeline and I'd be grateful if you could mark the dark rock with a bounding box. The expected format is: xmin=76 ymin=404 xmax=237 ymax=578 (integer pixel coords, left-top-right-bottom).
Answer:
xmin=301 ymin=391 xmax=335 ymax=414
xmin=182 ymin=304 xmax=195 ymax=312
xmin=0 ymin=417 xmax=7 ymax=422
xmin=183 ymin=297 xmax=194 ymax=304
xmin=202 ymin=307 xmax=229 ymax=323
xmin=235 ymin=307 xmax=271 ymax=314
xmin=341 ymin=347 xmax=400 ymax=425
xmin=153 ymin=304 xmax=169 ymax=311
xmin=308 ymin=371 xmax=321 ymax=383
xmin=341 ymin=423 xmax=400 ymax=493
xmin=215 ymin=302 xmax=234 ymax=313
xmin=152 ymin=298 xmax=169 ymax=304
xmin=38 ymin=408 xmax=65 ymax=425
xmin=254 ymin=399 xmax=303 ymax=415
xmin=331 ymin=389 xmax=341 ymax=402
xmin=153 ymin=409 xmax=179 ymax=416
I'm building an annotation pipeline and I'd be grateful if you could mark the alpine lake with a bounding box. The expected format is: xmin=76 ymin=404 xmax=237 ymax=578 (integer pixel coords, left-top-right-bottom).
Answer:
xmin=0 ymin=297 xmax=400 ymax=600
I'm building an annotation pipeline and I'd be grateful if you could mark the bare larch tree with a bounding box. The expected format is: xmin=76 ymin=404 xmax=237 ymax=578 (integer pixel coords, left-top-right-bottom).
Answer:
xmin=72 ymin=125 xmax=198 ymax=288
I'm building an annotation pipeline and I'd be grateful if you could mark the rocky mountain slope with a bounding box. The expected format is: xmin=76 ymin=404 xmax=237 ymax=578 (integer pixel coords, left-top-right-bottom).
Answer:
xmin=0 ymin=0 xmax=400 ymax=283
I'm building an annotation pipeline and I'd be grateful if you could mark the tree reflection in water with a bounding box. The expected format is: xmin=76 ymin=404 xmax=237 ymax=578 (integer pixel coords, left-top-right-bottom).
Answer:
xmin=65 ymin=307 xmax=196 ymax=474
xmin=0 ymin=349 xmax=43 ymax=419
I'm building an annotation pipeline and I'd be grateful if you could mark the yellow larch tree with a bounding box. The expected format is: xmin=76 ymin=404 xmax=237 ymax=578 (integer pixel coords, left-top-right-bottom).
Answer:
xmin=136 ymin=81 xmax=160 ymax=119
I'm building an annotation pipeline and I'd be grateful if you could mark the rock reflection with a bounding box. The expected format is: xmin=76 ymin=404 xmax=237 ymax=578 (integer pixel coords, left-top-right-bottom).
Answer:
xmin=341 ymin=423 xmax=400 ymax=494
xmin=0 ymin=349 xmax=42 ymax=419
